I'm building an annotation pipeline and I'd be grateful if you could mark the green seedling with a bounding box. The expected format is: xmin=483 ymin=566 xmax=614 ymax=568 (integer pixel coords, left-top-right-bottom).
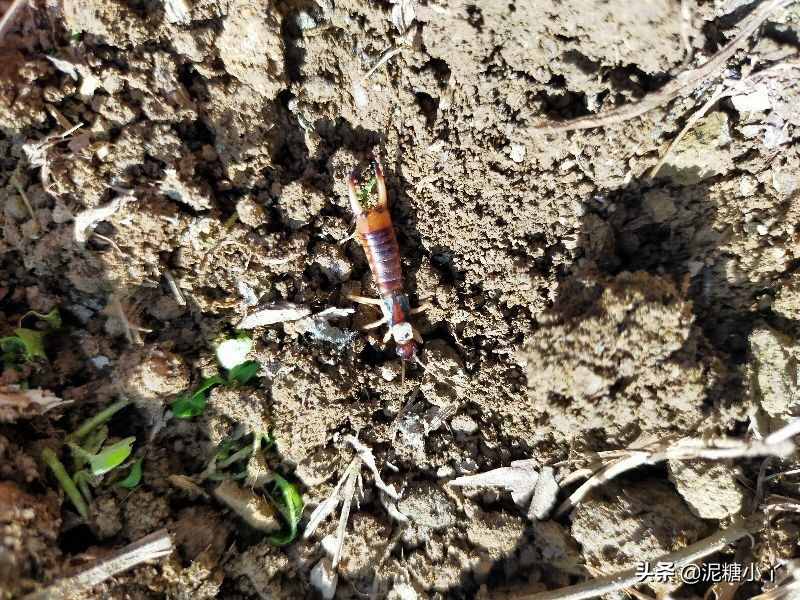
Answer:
xmin=81 ymin=425 xmax=109 ymax=455
xmin=266 ymin=474 xmax=304 ymax=546
xmin=170 ymin=334 xmax=262 ymax=419
xmin=20 ymin=308 xmax=62 ymax=330
xmin=42 ymin=448 xmax=89 ymax=519
xmin=1 ymin=308 xmax=62 ymax=367
xmin=118 ymin=458 xmax=143 ymax=489
xmin=1 ymin=328 xmax=46 ymax=363
xmin=69 ymin=437 xmax=136 ymax=476
xmin=227 ymin=360 xmax=260 ymax=386
xmin=171 ymin=374 xmax=224 ymax=419
xmin=202 ymin=429 xmax=300 ymax=544
xmin=203 ymin=429 xmax=259 ymax=480
xmin=45 ymin=399 xmax=140 ymax=519
xmin=72 ymin=470 xmax=96 ymax=503
xmin=67 ymin=398 xmax=131 ymax=443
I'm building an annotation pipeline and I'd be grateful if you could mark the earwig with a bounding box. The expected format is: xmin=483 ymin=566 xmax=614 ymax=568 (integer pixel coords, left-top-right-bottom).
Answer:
xmin=346 ymin=155 xmax=427 ymax=374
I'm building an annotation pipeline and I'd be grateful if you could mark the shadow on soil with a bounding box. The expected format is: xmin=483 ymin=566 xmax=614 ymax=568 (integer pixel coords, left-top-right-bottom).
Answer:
xmin=445 ymin=159 xmax=797 ymax=596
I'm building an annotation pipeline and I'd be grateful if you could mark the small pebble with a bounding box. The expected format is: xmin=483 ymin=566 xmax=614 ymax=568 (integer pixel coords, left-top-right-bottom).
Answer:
xmin=450 ymin=414 xmax=479 ymax=435
xmin=90 ymin=356 xmax=110 ymax=369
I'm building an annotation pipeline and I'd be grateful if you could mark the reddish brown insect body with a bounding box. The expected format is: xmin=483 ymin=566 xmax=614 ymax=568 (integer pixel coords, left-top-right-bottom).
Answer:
xmin=347 ymin=157 xmax=422 ymax=361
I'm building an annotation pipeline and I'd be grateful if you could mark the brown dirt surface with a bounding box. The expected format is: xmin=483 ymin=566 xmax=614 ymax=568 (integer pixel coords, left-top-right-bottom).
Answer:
xmin=2 ymin=0 xmax=800 ymax=598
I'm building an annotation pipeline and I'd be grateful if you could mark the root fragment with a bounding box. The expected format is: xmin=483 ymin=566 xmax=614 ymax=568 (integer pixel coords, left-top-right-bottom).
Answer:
xmin=556 ymin=420 xmax=799 ymax=517
xmin=0 ymin=0 xmax=27 ymax=40
xmin=501 ymin=518 xmax=756 ymax=600
xmin=22 ymin=529 xmax=173 ymax=600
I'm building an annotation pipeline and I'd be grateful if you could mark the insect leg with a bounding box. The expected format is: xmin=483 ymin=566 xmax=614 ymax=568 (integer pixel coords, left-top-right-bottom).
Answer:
xmin=338 ymin=230 xmax=358 ymax=245
xmin=410 ymin=302 xmax=432 ymax=315
xmin=347 ymin=294 xmax=383 ymax=306
xmin=363 ymin=316 xmax=388 ymax=330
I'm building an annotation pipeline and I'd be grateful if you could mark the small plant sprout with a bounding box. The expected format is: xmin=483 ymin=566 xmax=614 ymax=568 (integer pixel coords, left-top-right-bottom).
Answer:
xmin=118 ymin=458 xmax=144 ymax=489
xmin=1 ymin=307 xmax=62 ymax=367
xmin=170 ymin=334 xmax=261 ymax=419
xmin=265 ymin=474 xmax=304 ymax=546
xmin=304 ymin=436 xmax=406 ymax=569
xmin=67 ymin=398 xmax=131 ymax=443
xmin=69 ymin=437 xmax=136 ymax=476
xmin=43 ymin=399 xmax=141 ymax=518
xmin=170 ymin=374 xmax=224 ymax=419
xmin=227 ymin=360 xmax=260 ymax=386
xmin=201 ymin=427 xmax=270 ymax=481
xmin=202 ymin=428 xmax=303 ymax=545
xmin=41 ymin=447 xmax=89 ymax=519
xmin=20 ymin=307 xmax=62 ymax=330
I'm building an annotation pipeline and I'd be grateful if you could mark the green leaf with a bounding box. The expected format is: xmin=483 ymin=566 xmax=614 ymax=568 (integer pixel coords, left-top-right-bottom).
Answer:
xmin=73 ymin=425 xmax=108 ymax=469
xmin=12 ymin=328 xmax=47 ymax=360
xmin=118 ymin=458 xmax=143 ymax=489
xmin=214 ymin=438 xmax=237 ymax=462
xmin=1 ymin=329 xmax=47 ymax=364
xmin=22 ymin=308 xmax=62 ymax=330
xmin=227 ymin=360 xmax=260 ymax=386
xmin=266 ymin=474 xmax=304 ymax=546
xmin=1 ymin=336 xmax=26 ymax=367
xmin=87 ymin=437 xmax=136 ymax=476
xmin=170 ymin=391 xmax=205 ymax=419
xmin=171 ymin=375 xmax=224 ymax=419
xmin=82 ymin=425 xmax=109 ymax=455
xmin=68 ymin=398 xmax=131 ymax=443
xmin=196 ymin=374 xmax=226 ymax=397
xmin=0 ymin=336 xmax=25 ymax=354
xmin=72 ymin=470 xmax=94 ymax=503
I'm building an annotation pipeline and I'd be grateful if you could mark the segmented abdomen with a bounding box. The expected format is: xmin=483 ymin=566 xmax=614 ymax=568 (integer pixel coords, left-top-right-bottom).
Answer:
xmin=360 ymin=225 xmax=403 ymax=296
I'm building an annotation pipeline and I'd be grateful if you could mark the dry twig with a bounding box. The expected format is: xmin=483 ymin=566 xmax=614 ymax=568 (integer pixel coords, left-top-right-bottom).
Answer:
xmin=650 ymin=57 xmax=800 ymax=176
xmin=22 ymin=529 xmax=173 ymax=600
xmin=0 ymin=386 xmax=70 ymax=421
xmin=0 ymin=0 xmax=27 ymax=40
xmin=501 ymin=517 xmax=756 ymax=600
xmin=303 ymin=436 xmax=405 ymax=572
xmin=529 ymin=0 xmax=794 ymax=133
xmin=362 ymin=47 xmax=404 ymax=82
xmin=556 ymin=421 xmax=799 ymax=517
xmin=163 ymin=269 xmax=186 ymax=306
xmin=648 ymin=82 xmax=727 ymax=177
